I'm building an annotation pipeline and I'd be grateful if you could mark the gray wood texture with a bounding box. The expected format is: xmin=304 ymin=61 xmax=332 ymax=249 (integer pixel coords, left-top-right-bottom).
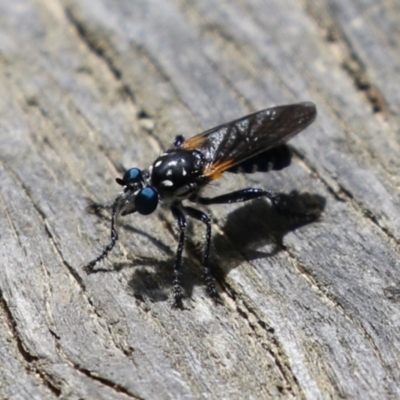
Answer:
xmin=0 ymin=0 xmax=399 ymax=398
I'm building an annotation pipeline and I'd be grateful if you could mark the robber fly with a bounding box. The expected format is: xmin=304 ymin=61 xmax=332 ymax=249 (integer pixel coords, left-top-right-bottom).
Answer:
xmin=84 ymin=102 xmax=317 ymax=307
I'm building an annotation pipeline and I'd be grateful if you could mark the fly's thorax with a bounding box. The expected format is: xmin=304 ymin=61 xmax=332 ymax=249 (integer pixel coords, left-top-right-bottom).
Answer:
xmin=150 ymin=149 xmax=206 ymax=199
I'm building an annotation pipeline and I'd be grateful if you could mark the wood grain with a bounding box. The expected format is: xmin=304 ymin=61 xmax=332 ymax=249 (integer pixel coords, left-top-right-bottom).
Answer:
xmin=0 ymin=0 xmax=399 ymax=398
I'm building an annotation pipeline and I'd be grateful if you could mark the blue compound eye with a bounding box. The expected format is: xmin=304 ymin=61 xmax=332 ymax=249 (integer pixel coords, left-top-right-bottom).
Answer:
xmin=135 ymin=187 xmax=158 ymax=215
xmin=123 ymin=168 xmax=142 ymax=184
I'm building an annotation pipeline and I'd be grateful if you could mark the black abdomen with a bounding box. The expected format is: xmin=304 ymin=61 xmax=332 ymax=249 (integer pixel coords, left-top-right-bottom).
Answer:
xmin=227 ymin=145 xmax=292 ymax=174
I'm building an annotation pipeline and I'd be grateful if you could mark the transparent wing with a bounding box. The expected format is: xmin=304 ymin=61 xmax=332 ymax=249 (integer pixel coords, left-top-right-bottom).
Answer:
xmin=181 ymin=102 xmax=316 ymax=179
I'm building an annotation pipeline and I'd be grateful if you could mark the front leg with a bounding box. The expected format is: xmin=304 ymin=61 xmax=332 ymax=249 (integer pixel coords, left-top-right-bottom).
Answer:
xmin=83 ymin=197 xmax=121 ymax=274
xmin=171 ymin=206 xmax=187 ymax=308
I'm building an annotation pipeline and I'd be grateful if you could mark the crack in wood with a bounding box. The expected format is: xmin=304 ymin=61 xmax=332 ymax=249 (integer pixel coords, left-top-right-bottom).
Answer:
xmin=63 ymin=6 xmax=173 ymax=154
xmin=305 ymin=2 xmax=387 ymax=114
xmin=231 ymin=295 xmax=305 ymax=399
xmin=294 ymin=149 xmax=400 ymax=258
xmin=47 ymin=328 xmax=142 ymax=399
xmin=0 ymin=291 xmax=62 ymax=397
xmin=2 ymin=165 xmax=138 ymax=370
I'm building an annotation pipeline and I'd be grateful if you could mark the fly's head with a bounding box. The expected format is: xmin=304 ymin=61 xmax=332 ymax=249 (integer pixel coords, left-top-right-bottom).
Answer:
xmin=116 ymin=167 xmax=159 ymax=216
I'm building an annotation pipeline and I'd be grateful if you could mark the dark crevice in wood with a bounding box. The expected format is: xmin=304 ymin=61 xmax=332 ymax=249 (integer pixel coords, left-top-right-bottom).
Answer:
xmin=3 ymin=166 xmax=131 ymax=361
xmin=0 ymin=291 xmax=37 ymax=365
xmin=334 ymin=179 xmax=399 ymax=246
xmin=44 ymin=220 xmax=86 ymax=286
xmin=230 ymin=293 xmax=305 ymax=399
xmin=290 ymin=148 xmax=346 ymax=203
xmin=285 ymin=156 xmax=400 ymax=379
xmin=294 ymin=148 xmax=400 ymax=256
xmin=77 ymin=368 xmax=144 ymax=400
xmin=224 ymin=229 xmax=391 ymax=386
xmin=0 ymin=174 xmax=26 ymax=254
xmin=294 ymin=165 xmax=400 ymax=381
xmin=185 ymin=204 xmax=313 ymax=391
xmin=63 ymin=6 xmax=175 ymax=154
xmin=341 ymin=54 xmax=387 ymax=114
xmin=63 ymin=7 xmax=133 ymax=105
xmin=305 ymin=4 xmax=387 ymax=114
xmin=284 ymin=248 xmax=389 ymax=372
xmin=209 ymin=222 xmax=323 ymax=395
xmin=9 ymin=165 xmax=87 ymax=289
xmin=350 ymin=319 xmax=390 ymax=374
xmin=302 ymin=6 xmax=400 ymax=199
xmin=285 ymin=251 xmax=343 ymax=311
xmin=64 ymin=8 xmax=123 ymax=84
xmin=47 ymin=329 xmax=142 ymax=400
xmin=0 ymin=290 xmax=62 ymax=397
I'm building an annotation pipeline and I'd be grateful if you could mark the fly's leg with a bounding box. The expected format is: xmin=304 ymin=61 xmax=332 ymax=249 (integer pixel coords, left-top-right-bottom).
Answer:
xmin=83 ymin=198 xmax=120 ymax=274
xmin=183 ymin=206 xmax=219 ymax=302
xmin=198 ymin=188 xmax=320 ymax=222
xmin=171 ymin=206 xmax=187 ymax=308
xmin=198 ymin=188 xmax=278 ymax=205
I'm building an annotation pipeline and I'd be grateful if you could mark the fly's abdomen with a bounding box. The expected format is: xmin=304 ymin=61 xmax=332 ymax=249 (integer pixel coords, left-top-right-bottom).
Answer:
xmin=227 ymin=145 xmax=292 ymax=174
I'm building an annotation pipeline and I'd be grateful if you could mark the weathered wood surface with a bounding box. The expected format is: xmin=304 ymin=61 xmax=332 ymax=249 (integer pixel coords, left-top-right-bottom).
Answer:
xmin=0 ymin=0 xmax=399 ymax=398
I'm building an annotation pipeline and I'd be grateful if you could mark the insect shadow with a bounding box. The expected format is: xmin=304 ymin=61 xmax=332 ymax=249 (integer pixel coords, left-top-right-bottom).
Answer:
xmin=213 ymin=190 xmax=325 ymax=270
xmin=111 ymin=190 xmax=326 ymax=303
